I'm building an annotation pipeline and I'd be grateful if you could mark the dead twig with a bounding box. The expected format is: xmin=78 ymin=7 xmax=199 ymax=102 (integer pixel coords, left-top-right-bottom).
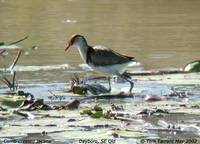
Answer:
xmin=8 ymin=36 xmax=28 ymax=45
xmin=0 ymin=77 xmax=12 ymax=89
xmin=9 ymin=50 xmax=22 ymax=70
xmin=0 ymin=50 xmax=6 ymax=55
xmin=0 ymin=71 xmax=18 ymax=91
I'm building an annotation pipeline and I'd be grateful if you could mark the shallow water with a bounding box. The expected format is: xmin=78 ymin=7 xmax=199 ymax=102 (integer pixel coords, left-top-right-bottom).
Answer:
xmin=0 ymin=75 xmax=200 ymax=143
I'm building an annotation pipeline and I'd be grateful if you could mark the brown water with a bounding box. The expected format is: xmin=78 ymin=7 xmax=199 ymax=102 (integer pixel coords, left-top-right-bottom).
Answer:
xmin=1 ymin=0 xmax=200 ymax=70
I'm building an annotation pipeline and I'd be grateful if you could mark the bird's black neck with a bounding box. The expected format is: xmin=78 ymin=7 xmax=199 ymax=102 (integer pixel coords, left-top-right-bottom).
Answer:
xmin=86 ymin=46 xmax=94 ymax=64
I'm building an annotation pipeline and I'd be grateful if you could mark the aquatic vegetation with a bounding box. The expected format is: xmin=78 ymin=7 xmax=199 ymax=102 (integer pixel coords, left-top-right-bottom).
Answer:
xmin=0 ymin=71 xmax=18 ymax=92
xmin=184 ymin=60 xmax=200 ymax=72
xmin=0 ymin=36 xmax=28 ymax=51
xmin=80 ymin=104 xmax=104 ymax=118
xmin=0 ymin=63 xmax=200 ymax=143
xmin=67 ymin=74 xmax=111 ymax=95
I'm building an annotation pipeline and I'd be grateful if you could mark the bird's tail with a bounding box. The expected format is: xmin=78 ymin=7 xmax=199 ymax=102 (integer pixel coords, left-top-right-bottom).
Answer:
xmin=128 ymin=60 xmax=141 ymax=67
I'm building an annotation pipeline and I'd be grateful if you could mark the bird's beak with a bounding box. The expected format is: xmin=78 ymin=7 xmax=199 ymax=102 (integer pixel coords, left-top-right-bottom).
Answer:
xmin=65 ymin=42 xmax=71 ymax=52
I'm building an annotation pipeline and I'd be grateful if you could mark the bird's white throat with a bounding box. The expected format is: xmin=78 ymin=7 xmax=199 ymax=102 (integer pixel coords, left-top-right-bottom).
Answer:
xmin=72 ymin=37 xmax=89 ymax=63
xmin=77 ymin=45 xmax=88 ymax=63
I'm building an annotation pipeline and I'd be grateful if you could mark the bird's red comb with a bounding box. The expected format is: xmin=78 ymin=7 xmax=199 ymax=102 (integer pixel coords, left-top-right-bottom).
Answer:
xmin=65 ymin=34 xmax=79 ymax=51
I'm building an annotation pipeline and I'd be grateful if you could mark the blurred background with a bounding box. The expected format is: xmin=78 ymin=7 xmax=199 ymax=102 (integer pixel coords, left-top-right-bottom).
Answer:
xmin=0 ymin=0 xmax=200 ymax=74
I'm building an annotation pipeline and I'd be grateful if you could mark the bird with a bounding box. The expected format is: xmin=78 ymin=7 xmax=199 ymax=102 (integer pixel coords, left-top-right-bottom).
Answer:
xmin=65 ymin=34 xmax=137 ymax=93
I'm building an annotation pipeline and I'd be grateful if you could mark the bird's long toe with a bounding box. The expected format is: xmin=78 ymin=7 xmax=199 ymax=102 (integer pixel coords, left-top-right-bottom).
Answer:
xmin=129 ymin=81 xmax=134 ymax=93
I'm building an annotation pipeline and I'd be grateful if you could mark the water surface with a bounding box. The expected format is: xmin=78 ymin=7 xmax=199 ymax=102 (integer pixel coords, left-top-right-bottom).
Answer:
xmin=0 ymin=0 xmax=200 ymax=78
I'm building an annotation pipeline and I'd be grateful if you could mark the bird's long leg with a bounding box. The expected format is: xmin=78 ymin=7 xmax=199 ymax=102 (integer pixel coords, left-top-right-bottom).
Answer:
xmin=107 ymin=77 xmax=111 ymax=92
xmin=120 ymin=74 xmax=134 ymax=93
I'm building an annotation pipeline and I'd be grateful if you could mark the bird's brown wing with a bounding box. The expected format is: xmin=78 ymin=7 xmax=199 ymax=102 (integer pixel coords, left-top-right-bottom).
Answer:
xmin=87 ymin=45 xmax=135 ymax=66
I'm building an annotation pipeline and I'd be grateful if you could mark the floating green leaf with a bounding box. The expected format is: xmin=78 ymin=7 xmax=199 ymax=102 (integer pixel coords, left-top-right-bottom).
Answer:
xmin=80 ymin=109 xmax=93 ymax=115
xmin=0 ymin=95 xmax=26 ymax=108
xmin=91 ymin=111 xmax=103 ymax=118
xmin=184 ymin=60 xmax=200 ymax=72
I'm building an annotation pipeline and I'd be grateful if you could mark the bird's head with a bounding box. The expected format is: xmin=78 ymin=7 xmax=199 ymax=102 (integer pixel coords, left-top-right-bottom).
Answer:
xmin=65 ymin=34 xmax=87 ymax=51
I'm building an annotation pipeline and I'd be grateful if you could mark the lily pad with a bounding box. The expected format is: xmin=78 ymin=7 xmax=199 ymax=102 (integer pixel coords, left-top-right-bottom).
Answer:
xmin=50 ymin=128 xmax=110 ymax=139
xmin=0 ymin=95 xmax=26 ymax=108
xmin=110 ymin=128 xmax=147 ymax=138
xmin=184 ymin=60 xmax=200 ymax=72
xmin=91 ymin=111 xmax=103 ymax=118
